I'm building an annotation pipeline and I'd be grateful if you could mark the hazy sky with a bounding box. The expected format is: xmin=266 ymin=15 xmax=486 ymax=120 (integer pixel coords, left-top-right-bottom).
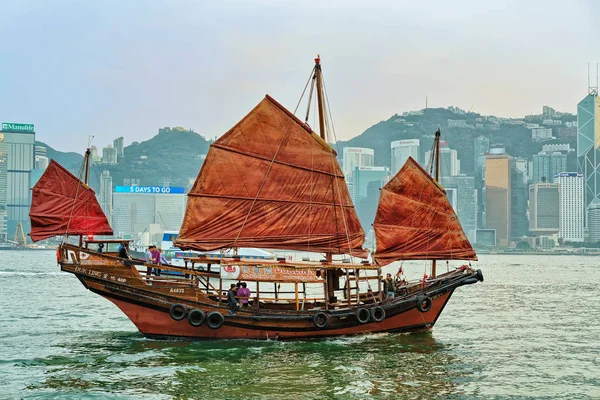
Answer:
xmin=1 ymin=0 xmax=599 ymax=152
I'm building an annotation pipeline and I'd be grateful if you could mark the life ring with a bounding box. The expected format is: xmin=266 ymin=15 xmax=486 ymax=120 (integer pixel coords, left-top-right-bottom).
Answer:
xmin=187 ymin=308 xmax=205 ymax=327
xmin=356 ymin=307 xmax=371 ymax=324
xmin=370 ymin=306 xmax=385 ymax=322
xmin=312 ymin=312 xmax=329 ymax=329
xmin=206 ymin=312 xmax=225 ymax=329
xmin=169 ymin=303 xmax=188 ymax=321
xmin=476 ymin=269 xmax=484 ymax=282
xmin=416 ymin=295 xmax=432 ymax=313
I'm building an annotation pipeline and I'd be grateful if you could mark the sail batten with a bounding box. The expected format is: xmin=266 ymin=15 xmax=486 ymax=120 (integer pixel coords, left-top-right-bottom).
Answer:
xmin=175 ymin=95 xmax=367 ymax=257
xmin=373 ymin=157 xmax=477 ymax=265
xmin=29 ymin=160 xmax=113 ymax=242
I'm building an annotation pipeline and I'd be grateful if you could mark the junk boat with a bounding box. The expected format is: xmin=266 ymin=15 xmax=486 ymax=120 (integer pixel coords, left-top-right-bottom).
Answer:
xmin=29 ymin=57 xmax=483 ymax=340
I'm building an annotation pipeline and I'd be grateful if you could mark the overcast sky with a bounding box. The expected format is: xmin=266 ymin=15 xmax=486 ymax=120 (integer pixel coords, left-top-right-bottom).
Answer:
xmin=1 ymin=0 xmax=599 ymax=152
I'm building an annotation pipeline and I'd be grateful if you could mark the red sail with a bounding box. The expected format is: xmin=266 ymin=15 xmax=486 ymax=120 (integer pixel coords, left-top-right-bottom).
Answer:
xmin=373 ymin=157 xmax=477 ymax=265
xmin=29 ymin=160 xmax=113 ymax=242
xmin=175 ymin=95 xmax=367 ymax=257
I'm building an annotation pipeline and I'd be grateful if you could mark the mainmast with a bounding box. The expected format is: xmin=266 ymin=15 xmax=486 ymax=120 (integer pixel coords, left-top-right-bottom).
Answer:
xmin=431 ymin=129 xmax=441 ymax=278
xmin=314 ymin=55 xmax=336 ymax=305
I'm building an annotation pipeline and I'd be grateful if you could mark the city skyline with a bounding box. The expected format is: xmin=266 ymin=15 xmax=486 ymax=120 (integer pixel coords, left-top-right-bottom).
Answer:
xmin=1 ymin=1 xmax=599 ymax=152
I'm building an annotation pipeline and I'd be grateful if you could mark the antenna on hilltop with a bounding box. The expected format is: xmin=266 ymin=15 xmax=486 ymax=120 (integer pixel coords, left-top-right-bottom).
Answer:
xmin=426 ymin=96 xmax=428 ymax=109
xmin=588 ymin=63 xmax=599 ymax=96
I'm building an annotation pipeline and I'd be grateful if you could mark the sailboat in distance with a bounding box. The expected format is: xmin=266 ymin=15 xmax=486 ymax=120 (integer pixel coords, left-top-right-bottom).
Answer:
xmin=31 ymin=57 xmax=483 ymax=340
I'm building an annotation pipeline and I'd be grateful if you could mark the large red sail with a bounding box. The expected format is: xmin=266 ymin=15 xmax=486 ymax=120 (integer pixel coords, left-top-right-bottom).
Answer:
xmin=373 ymin=157 xmax=477 ymax=265
xmin=175 ymin=95 xmax=367 ymax=257
xmin=29 ymin=160 xmax=113 ymax=242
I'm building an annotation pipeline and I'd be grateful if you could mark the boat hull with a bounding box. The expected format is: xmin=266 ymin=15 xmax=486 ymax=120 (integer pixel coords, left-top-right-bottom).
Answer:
xmin=103 ymin=291 xmax=453 ymax=340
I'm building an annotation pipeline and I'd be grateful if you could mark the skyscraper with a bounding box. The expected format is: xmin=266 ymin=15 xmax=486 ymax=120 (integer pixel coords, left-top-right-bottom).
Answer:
xmin=553 ymin=172 xmax=584 ymax=243
xmin=0 ymin=122 xmax=35 ymax=239
xmin=441 ymin=175 xmax=476 ymax=242
xmin=102 ymin=145 xmax=118 ymax=165
xmin=473 ymin=136 xmax=490 ymax=174
xmin=390 ymin=139 xmax=419 ymax=175
xmin=485 ymin=154 xmax=511 ymax=246
xmin=532 ymin=152 xmax=567 ymax=183
xmin=351 ymin=166 xmax=389 ymax=229
xmin=342 ymin=147 xmax=374 ymax=176
xmin=100 ymin=170 xmax=113 ymax=225
xmin=113 ymin=137 xmax=124 ymax=159
xmin=577 ymin=90 xmax=600 ymax=209
xmin=529 ymin=183 xmax=560 ymax=235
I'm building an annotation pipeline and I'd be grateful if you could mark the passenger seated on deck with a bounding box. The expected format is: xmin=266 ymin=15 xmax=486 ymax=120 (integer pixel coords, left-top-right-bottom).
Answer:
xmin=237 ymin=282 xmax=251 ymax=307
xmin=118 ymin=242 xmax=131 ymax=259
xmin=227 ymin=284 xmax=240 ymax=315
xmin=97 ymin=243 xmax=104 ymax=253
xmin=382 ymin=273 xmax=396 ymax=302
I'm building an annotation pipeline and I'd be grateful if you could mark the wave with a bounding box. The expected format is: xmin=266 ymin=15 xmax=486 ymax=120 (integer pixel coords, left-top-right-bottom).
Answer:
xmin=0 ymin=271 xmax=63 ymax=277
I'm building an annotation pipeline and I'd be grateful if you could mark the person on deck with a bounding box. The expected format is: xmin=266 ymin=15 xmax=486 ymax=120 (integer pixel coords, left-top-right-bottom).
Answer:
xmin=157 ymin=246 xmax=169 ymax=266
xmin=151 ymin=246 xmax=162 ymax=276
xmin=382 ymin=273 xmax=396 ymax=302
xmin=227 ymin=284 xmax=239 ymax=315
xmin=145 ymin=245 xmax=155 ymax=277
xmin=145 ymin=246 xmax=154 ymax=263
xmin=97 ymin=243 xmax=104 ymax=253
xmin=118 ymin=242 xmax=131 ymax=259
xmin=237 ymin=282 xmax=251 ymax=307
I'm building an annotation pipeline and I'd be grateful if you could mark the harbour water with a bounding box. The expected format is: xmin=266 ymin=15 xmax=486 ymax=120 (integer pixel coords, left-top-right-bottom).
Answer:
xmin=0 ymin=251 xmax=599 ymax=399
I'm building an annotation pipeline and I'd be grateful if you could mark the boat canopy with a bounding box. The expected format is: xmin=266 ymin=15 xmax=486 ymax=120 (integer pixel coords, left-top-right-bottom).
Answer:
xmin=373 ymin=157 xmax=477 ymax=265
xmin=175 ymin=95 xmax=367 ymax=258
xmin=29 ymin=160 xmax=113 ymax=242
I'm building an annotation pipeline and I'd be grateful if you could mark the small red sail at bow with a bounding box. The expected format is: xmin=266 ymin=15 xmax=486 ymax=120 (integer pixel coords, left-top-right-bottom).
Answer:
xmin=373 ymin=157 xmax=477 ymax=265
xmin=175 ymin=95 xmax=367 ymax=257
xmin=29 ymin=160 xmax=113 ymax=242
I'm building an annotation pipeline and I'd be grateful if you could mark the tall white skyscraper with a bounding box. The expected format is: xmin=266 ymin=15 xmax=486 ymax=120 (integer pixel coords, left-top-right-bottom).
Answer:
xmin=553 ymin=173 xmax=584 ymax=243
xmin=100 ymin=170 xmax=113 ymax=225
xmin=342 ymin=147 xmax=374 ymax=176
xmin=391 ymin=139 xmax=419 ymax=175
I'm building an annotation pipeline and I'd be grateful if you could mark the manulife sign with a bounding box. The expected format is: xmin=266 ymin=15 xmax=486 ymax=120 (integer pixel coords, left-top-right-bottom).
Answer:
xmin=1 ymin=122 xmax=35 ymax=133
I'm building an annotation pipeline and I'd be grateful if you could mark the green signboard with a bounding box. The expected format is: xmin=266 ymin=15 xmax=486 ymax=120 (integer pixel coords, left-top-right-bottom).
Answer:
xmin=1 ymin=122 xmax=35 ymax=133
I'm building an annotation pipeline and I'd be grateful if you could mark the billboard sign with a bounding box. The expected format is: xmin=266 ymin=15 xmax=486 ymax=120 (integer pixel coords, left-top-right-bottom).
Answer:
xmin=1 ymin=122 xmax=35 ymax=133
xmin=114 ymin=186 xmax=185 ymax=194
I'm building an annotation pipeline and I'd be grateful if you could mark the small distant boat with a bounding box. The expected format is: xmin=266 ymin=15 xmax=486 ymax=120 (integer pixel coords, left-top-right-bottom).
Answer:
xmin=30 ymin=57 xmax=483 ymax=340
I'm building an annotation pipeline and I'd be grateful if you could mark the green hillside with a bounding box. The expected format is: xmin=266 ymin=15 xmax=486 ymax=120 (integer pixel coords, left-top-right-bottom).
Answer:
xmin=334 ymin=108 xmax=577 ymax=173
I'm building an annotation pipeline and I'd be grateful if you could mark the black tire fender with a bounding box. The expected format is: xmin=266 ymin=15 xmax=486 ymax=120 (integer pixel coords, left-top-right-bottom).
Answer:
xmin=169 ymin=303 xmax=188 ymax=321
xmin=206 ymin=312 xmax=225 ymax=329
xmin=356 ymin=307 xmax=371 ymax=324
xmin=476 ymin=269 xmax=484 ymax=282
xmin=416 ymin=295 xmax=432 ymax=313
xmin=187 ymin=308 xmax=205 ymax=327
xmin=370 ymin=306 xmax=386 ymax=322
xmin=312 ymin=312 xmax=329 ymax=329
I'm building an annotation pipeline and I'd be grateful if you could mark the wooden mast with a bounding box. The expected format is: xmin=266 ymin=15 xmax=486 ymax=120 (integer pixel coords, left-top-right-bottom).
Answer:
xmin=79 ymin=148 xmax=92 ymax=248
xmin=315 ymin=55 xmax=335 ymax=305
xmin=431 ymin=128 xmax=441 ymax=278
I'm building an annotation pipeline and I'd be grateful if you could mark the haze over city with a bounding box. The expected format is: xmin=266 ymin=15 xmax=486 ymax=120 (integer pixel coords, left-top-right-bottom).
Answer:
xmin=1 ymin=0 xmax=599 ymax=152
